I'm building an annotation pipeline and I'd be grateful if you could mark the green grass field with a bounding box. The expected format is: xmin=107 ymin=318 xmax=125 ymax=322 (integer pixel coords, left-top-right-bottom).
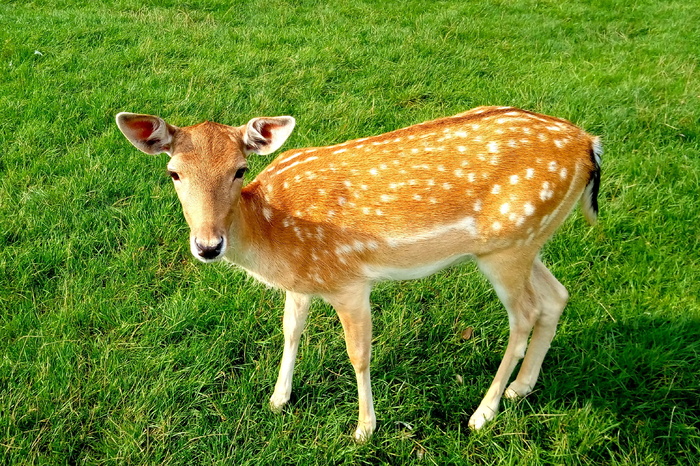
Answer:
xmin=1 ymin=0 xmax=699 ymax=464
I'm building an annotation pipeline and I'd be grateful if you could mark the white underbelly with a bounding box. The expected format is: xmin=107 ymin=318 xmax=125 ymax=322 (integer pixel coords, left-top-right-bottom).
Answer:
xmin=362 ymin=254 xmax=473 ymax=281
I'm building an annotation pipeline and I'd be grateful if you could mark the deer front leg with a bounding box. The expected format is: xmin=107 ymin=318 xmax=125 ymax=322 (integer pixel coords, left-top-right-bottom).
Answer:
xmin=324 ymin=284 xmax=375 ymax=442
xmin=270 ymin=291 xmax=311 ymax=412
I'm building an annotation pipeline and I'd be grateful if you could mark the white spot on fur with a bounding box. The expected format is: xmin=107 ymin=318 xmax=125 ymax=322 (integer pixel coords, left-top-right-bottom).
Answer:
xmin=492 ymin=184 xmax=501 ymax=194
xmin=510 ymin=175 xmax=519 ymax=185
xmin=293 ymin=226 xmax=304 ymax=240
xmin=500 ymin=203 xmax=510 ymax=214
xmin=548 ymin=161 xmax=557 ymax=172
xmin=524 ymin=202 xmax=535 ymax=216
xmin=354 ymin=240 xmax=368 ymax=252
xmin=369 ymin=168 xmax=379 ymax=175
xmin=454 ymin=169 xmax=464 ymax=177
xmin=276 ymin=156 xmax=319 ymax=176
xmin=526 ymin=168 xmax=535 ymax=179
xmin=278 ymin=152 xmax=303 ymax=165
xmin=539 ymin=182 xmax=554 ymax=201
xmin=492 ymin=221 xmax=502 ymax=231
xmin=474 ymin=199 xmax=482 ymax=211
xmin=338 ymin=197 xmax=347 ymax=206
xmin=262 ymin=207 xmax=272 ymax=221
xmin=442 ymin=183 xmax=452 ymax=190
xmin=336 ymin=244 xmax=353 ymax=255
xmin=560 ymin=167 xmax=568 ymax=179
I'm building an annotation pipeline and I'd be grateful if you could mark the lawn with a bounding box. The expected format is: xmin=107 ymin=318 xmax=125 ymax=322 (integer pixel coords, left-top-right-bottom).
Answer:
xmin=1 ymin=0 xmax=699 ymax=464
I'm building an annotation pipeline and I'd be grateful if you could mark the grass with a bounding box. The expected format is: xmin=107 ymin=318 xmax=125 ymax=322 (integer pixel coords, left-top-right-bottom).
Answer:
xmin=1 ymin=0 xmax=699 ymax=464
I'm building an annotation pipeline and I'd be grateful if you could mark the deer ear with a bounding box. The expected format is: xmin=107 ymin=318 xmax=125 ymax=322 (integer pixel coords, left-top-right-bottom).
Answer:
xmin=243 ymin=116 xmax=295 ymax=155
xmin=116 ymin=112 xmax=177 ymax=155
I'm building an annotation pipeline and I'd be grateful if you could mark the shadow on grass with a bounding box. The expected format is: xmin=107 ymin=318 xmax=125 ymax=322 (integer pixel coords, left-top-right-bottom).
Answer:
xmin=536 ymin=314 xmax=700 ymax=463
xmin=357 ymin=309 xmax=700 ymax=463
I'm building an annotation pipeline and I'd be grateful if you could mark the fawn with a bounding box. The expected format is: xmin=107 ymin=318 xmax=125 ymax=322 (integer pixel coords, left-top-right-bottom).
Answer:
xmin=116 ymin=106 xmax=601 ymax=441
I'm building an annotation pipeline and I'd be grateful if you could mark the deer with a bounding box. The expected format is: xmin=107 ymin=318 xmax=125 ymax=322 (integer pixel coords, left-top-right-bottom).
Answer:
xmin=116 ymin=106 xmax=601 ymax=442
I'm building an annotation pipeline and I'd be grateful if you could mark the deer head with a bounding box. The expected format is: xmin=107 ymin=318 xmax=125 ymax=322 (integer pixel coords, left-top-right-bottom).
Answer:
xmin=116 ymin=112 xmax=295 ymax=262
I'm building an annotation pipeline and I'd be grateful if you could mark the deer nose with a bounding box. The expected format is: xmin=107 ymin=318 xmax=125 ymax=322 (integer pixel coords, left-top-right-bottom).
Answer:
xmin=194 ymin=237 xmax=225 ymax=260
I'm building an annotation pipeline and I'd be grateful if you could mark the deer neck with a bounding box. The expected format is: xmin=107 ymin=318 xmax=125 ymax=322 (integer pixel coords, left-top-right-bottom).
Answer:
xmin=223 ymin=180 xmax=289 ymax=287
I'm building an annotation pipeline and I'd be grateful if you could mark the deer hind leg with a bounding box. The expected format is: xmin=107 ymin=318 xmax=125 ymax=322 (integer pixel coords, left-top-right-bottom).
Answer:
xmin=270 ymin=291 xmax=312 ymax=412
xmin=468 ymin=248 xmax=542 ymax=430
xmin=323 ymin=283 xmax=376 ymax=442
xmin=504 ymin=257 xmax=568 ymax=400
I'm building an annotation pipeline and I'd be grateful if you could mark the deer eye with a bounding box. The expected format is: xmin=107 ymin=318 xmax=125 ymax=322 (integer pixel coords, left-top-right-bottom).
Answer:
xmin=234 ymin=167 xmax=248 ymax=180
xmin=168 ymin=171 xmax=180 ymax=181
